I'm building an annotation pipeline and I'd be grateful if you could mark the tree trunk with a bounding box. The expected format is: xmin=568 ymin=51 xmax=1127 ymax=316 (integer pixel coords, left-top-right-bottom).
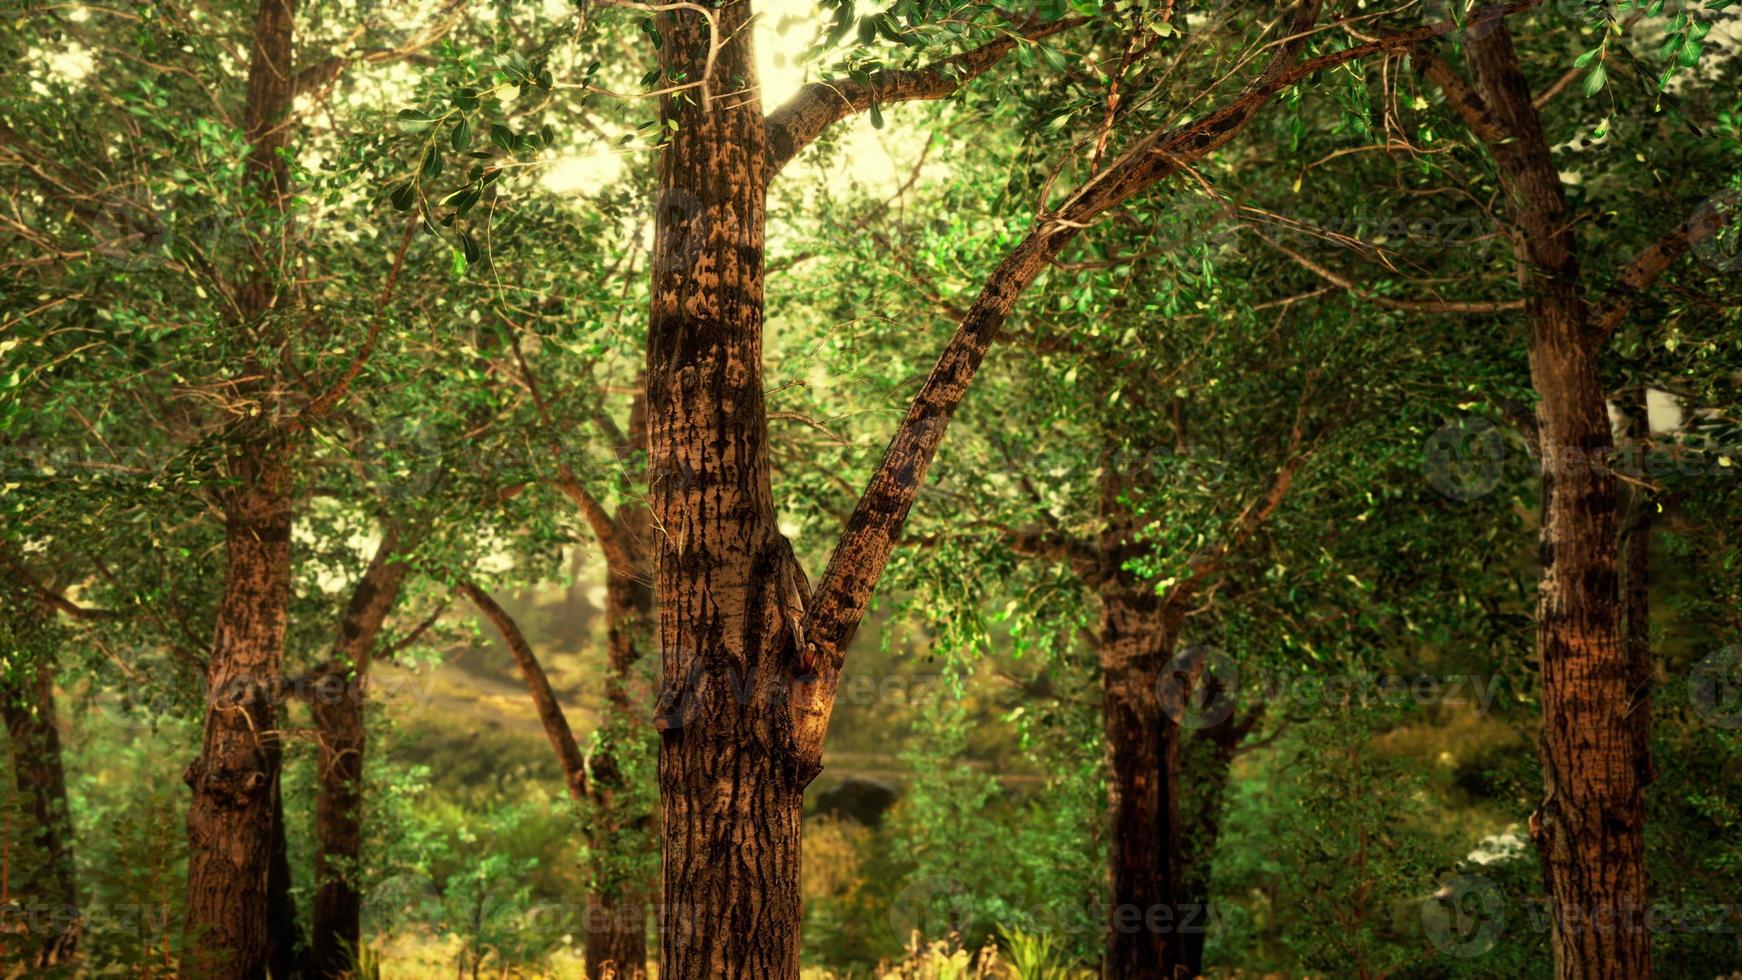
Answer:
xmin=1616 ymin=389 xmax=1654 ymax=792
xmin=1093 ymin=454 xmax=1204 ymax=980
xmin=1464 ymin=25 xmax=1650 ymax=979
xmin=1 ymin=655 xmax=79 ymax=966
xmin=1098 ymin=578 xmax=1190 ymax=979
xmin=646 ymin=2 xmax=810 ymax=976
xmin=1100 ymin=563 xmax=1198 ymax=974
xmin=185 ymin=467 xmax=294 ymax=980
xmin=1177 ymin=703 xmax=1256 ymax=977
xmin=585 ymin=507 xmax=654 ymax=980
xmin=266 ymin=784 xmax=303 ymax=979
xmin=308 ymin=533 xmax=410 ymax=979
xmin=184 ymin=0 xmax=298 ymax=972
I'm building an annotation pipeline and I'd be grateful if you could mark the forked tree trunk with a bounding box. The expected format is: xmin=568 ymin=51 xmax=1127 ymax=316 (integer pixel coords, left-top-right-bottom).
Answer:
xmin=1462 ymin=25 xmax=1649 ymax=979
xmin=638 ymin=3 xmax=1343 ymax=974
xmin=1 ymin=655 xmax=79 ymax=966
xmin=308 ymin=533 xmax=410 ymax=978
xmin=647 ymin=2 xmax=809 ymax=975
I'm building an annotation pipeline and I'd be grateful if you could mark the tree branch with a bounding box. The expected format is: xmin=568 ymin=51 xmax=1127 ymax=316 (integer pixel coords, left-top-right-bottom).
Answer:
xmin=763 ymin=18 xmax=1088 ymax=176
xmin=459 ymin=582 xmax=590 ymax=804
xmin=1410 ymin=44 xmax=1509 ymax=147
xmin=0 ymin=547 xmax=114 ymax=621
xmin=1007 ymin=527 xmax=1104 ymax=584
xmin=300 ymin=218 xmax=416 ymax=423
xmin=1257 ymin=230 xmax=1526 ymax=313
xmin=787 ymin=0 xmax=1540 ymax=776
xmin=1592 ymin=202 xmax=1736 ymax=344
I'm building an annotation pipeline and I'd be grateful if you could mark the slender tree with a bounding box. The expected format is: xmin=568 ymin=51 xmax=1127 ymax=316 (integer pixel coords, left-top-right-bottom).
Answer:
xmin=1412 ymin=22 xmax=1734 ymax=977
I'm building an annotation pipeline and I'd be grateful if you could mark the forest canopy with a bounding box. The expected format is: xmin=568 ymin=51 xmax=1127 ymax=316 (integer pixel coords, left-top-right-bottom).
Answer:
xmin=3 ymin=0 xmax=1741 ymax=977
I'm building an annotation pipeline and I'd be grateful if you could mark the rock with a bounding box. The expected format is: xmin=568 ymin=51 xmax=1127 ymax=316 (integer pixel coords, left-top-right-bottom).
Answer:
xmin=811 ymin=776 xmax=900 ymax=828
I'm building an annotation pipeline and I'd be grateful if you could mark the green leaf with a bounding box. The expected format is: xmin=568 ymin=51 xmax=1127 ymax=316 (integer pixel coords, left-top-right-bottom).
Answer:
xmin=420 ymin=145 xmax=442 ymax=180
xmin=451 ymin=117 xmax=473 ymax=151
xmin=869 ymin=101 xmax=884 ymax=129
xmin=396 ymin=109 xmax=434 ymax=133
xmin=389 ymin=182 xmax=416 ymax=212
xmin=1582 ymin=62 xmax=1608 ymax=97
xmin=490 ymin=123 xmax=515 ymax=152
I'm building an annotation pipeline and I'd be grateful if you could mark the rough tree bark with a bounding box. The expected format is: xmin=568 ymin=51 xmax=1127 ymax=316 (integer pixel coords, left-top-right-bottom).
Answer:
xmin=645 ymin=2 xmax=809 ymax=974
xmin=182 ymin=0 xmax=298 ymax=974
xmin=1097 ymin=578 xmax=1190 ymax=977
xmin=307 ymin=532 xmax=411 ymax=978
xmin=185 ymin=459 xmax=294 ymax=980
xmin=1093 ymin=463 xmax=1195 ymax=980
xmin=1451 ymin=24 xmax=1649 ymax=978
xmin=1 ymin=654 xmax=80 ymax=966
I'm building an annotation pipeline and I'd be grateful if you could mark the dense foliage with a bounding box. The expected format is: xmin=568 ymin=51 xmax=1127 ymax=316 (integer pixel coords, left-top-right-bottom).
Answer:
xmin=3 ymin=0 xmax=1740 ymax=977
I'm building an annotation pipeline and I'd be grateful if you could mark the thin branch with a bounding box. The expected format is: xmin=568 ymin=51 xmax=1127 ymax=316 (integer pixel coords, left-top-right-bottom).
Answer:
xmin=300 ymin=218 xmax=416 ymax=422
xmin=763 ymin=17 xmax=1089 ymax=176
xmin=459 ymin=582 xmax=590 ymax=804
xmin=0 ymin=548 xmax=115 ymax=621
xmin=1257 ymin=230 xmax=1526 ymax=313
xmin=1592 ymin=202 xmax=1736 ymax=344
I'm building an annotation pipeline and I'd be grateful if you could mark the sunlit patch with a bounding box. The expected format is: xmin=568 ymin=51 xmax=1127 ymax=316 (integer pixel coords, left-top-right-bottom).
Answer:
xmin=541 ymin=141 xmax=629 ymax=195
xmin=42 ymin=40 xmax=94 ymax=84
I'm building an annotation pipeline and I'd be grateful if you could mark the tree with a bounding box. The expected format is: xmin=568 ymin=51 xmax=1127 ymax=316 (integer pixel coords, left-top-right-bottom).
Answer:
xmin=1405 ymin=16 xmax=1735 ymax=976
xmin=628 ymin=0 xmax=1511 ymax=972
